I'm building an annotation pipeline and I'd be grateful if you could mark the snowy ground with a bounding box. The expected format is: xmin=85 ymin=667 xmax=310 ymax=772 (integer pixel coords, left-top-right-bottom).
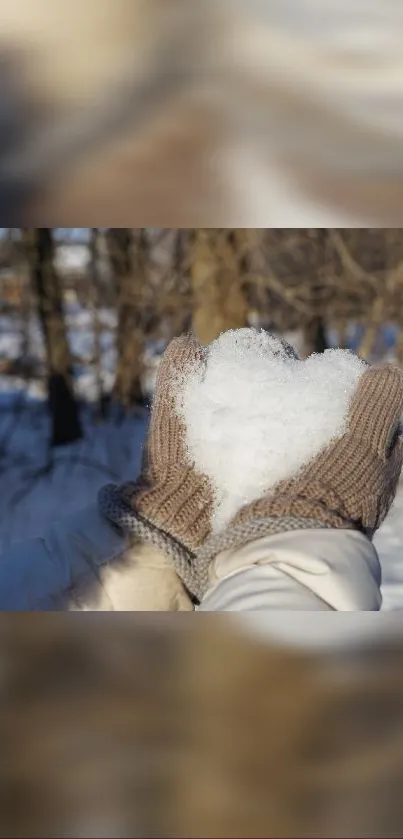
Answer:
xmin=0 ymin=401 xmax=148 ymax=552
xmin=0 ymin=306 xmax=403 ymax=610
xmin=0 ymin=298 xmax=153 ymax=552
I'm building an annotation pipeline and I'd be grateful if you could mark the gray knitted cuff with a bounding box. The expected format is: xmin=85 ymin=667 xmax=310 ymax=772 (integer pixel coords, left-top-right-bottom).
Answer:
xmin=98 ymin=483 xmax=202 ymax=601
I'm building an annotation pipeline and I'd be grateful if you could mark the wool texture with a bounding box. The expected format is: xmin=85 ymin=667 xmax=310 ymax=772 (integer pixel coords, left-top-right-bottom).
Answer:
xmin=124 ymin=335 xmax=214 ymax=554
xmin=233 ymin=366 xmax=403 ymax=538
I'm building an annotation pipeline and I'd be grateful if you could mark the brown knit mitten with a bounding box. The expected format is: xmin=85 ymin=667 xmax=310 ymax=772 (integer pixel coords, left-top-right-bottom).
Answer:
xmin=118 ymin=335 xmax=214 ymax=554
xmin=233 ymin=364 xmax=403 ymax=538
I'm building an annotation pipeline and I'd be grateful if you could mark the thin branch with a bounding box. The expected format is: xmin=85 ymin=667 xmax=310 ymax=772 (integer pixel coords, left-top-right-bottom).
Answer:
xmin=328 ymin=230 xmax=379 ymax=289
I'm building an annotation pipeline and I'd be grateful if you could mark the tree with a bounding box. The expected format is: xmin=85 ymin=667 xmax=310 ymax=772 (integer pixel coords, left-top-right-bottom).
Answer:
xmin=22 ymin=228 xmax=82 ymax=446
xmin=303 ymin=316 xmax=329 ymax=356
xmin=188 ymin=229 xmax=249 ymax=344
xmin=106 ymin=228 xmax=147 ymax=409
xmin=88 ymin=228 xmax=109 ymax=420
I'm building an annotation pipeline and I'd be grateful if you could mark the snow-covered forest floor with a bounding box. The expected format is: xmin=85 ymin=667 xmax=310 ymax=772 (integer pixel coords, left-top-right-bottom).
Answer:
xmin=0 ymin=301 xmax=403 ymax=611
xmin=0 ymin=297 xmax=153 ymax=552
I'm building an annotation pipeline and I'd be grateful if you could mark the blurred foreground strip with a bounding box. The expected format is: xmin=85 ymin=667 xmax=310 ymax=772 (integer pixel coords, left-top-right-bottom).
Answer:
xmin=2 ymin=1 xmax=403 ymax=223
xmin=0 ymin=615 xmax=403 ymax=837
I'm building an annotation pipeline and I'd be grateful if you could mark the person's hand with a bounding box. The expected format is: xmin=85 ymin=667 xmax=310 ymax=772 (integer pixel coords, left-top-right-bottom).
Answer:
xmin=193 ymin=360 xmax=403 ymax=608
xmin=129 ymin=334 xmax=214 ymax=549
xmin=233 ymin=364 xmax=403 ymax=537
xmin=99 ymin=335 xmax=214 ymax=601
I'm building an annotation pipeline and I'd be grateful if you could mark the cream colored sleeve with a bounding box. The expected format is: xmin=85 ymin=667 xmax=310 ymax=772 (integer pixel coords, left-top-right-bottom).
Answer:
xmin=197 ymin=529 xmax=382 ymax=613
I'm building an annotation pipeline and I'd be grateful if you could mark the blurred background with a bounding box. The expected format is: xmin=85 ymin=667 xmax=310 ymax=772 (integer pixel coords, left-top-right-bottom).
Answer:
xmin=0 ymin=227 xmax=403 ymax=609
xmin=2 ymin=1 xmax=403 ymax=224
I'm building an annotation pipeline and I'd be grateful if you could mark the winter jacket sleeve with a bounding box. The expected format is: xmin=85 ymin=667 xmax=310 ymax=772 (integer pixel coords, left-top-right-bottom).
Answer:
xmin=197 ymin=528 xmax=382 ymax=612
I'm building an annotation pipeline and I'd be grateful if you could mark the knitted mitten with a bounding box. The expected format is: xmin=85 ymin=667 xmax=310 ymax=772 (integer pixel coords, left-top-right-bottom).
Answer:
xmin=195 ymin=364 xmax=403 ymax=596
xmin=99 ymin=335 xmax=214 ymax=601
xmin=233 ymin=365 xmax=403 ymax=536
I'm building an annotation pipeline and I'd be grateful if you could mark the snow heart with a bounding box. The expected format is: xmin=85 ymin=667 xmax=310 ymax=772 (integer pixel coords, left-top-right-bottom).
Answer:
xmin=175 ymin=328 xmax=367 ymax=533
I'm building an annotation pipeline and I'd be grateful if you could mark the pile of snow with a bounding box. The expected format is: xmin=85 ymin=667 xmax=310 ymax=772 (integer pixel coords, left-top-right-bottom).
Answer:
xmin=176 ymin=328 xmax=367 ymax=533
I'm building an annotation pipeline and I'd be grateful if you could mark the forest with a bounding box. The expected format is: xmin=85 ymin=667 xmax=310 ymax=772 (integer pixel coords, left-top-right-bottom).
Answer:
xmin=0 ymin=227 xmax=402 ymax=557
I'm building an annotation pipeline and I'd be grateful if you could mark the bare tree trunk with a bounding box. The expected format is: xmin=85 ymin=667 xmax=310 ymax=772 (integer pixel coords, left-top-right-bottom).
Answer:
xmin=170 ymin=229 xmax=192 ymax=336
xmin=106 ymin=228 xmax=146 ymax=409
xmin=19 ymin=267 xmax=32 ymax=368
xmin=89 ymin=228 xmax=108 ymax=421
xmin=336 ymin=318 xmax=348 ymax=349
xmin=188 ymin=229 xmax=249 ymax=344
xmin=22 ymin=228 xmax=82 ymax=447
xmin=303 ymin=316 xmax=329 ymax=357
xmin=358 ymin=296 xmax=385 ymax=361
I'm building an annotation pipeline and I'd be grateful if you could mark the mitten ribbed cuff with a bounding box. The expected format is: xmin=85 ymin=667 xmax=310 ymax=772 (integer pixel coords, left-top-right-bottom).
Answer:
xmin=98 ymin=483 xmax=202 ymax=602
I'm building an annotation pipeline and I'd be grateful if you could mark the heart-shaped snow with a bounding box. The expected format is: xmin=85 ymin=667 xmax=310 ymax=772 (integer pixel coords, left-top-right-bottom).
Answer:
xmin=175 ymin=328 xmax=367 ymax=533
